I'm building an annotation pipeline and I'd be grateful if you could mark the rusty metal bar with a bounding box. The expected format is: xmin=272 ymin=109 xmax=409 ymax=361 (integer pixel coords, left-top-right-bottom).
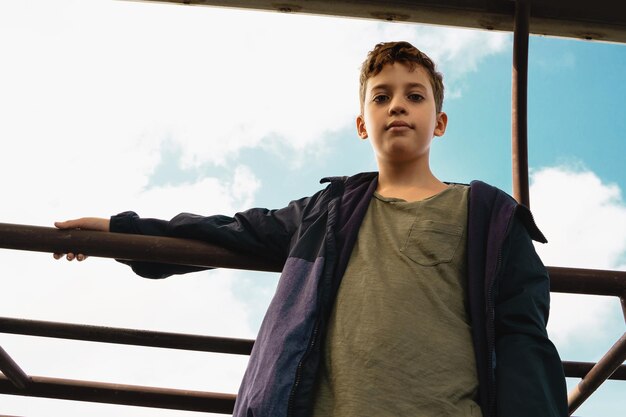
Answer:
xmin=563 ymin=361 xmax=626 ymax=381
xmin=563 ymin=361 xmax=626 ymax=380
xmin=621 ymin=295 xmax=626 ymax=323
xmin=548 ymin=266 xmax=626 ymax=297
xmin=2 ymin=316 xmax=624 ymax=381
xmin=2 ymin=223 xmax=626 ymax=296
xmin=567 ymin=333 xmax=626 ymax=414
xmin=0 ymin=317 xmax=254 ymax=355
xmin=511 ymin=0 xmax=530 ymax=207
xmin=0 ymin=222 xmax=283 ymax=272
xmin=0 ymin=374 xmax=235 ymax=413
xmin=0 ymin=346 xmax=30 ymax=390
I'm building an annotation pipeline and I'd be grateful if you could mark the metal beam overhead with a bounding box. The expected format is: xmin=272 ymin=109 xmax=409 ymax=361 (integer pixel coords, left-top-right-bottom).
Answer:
xmin=128 ymin=0 xmax=626 ymax=44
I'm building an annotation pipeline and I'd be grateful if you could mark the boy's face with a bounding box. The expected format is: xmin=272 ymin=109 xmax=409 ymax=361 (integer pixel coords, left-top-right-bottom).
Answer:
xmin=357 ymin=63 xmax=447 ymax=166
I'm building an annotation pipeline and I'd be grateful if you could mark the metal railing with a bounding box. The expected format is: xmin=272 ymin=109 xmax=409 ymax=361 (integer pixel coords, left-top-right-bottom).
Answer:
xmin=0 ymin=318 xmax=242 ymax=413
xmin=0 ymin=223 xmax=625 ymax=415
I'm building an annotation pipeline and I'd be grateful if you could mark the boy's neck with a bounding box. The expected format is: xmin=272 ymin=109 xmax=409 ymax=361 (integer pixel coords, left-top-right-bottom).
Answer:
xmin=376 ymin=159 xmax=447 ymax=202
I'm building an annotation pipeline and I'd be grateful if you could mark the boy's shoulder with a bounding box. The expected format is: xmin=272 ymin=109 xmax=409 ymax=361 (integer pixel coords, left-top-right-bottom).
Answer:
xmin=467 ymin=180 xmax=547 ymax=244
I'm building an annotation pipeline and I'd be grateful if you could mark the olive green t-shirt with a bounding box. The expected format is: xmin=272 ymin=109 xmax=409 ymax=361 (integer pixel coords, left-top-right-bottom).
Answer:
xmin=311 ymin=184 xmax=481 ymax=417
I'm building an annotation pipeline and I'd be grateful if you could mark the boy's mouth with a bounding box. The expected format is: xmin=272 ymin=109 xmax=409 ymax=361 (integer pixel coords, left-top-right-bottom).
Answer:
xmin=386 ymin=121 xmax=412 ymax=130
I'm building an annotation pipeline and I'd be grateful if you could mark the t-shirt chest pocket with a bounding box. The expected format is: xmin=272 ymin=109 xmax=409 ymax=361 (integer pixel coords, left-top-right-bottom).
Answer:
xmin=400 ymin=219 xmax=463 ymax=266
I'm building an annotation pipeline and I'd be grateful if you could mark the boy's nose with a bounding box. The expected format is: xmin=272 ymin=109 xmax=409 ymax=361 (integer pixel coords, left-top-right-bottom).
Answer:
xmin=388 ymin=99 xmax=407 ymax=115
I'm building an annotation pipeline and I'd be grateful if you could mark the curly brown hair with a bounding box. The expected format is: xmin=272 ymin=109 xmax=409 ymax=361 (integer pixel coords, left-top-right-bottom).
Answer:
xmin=359 ymin=41 xmax=444 ymax=113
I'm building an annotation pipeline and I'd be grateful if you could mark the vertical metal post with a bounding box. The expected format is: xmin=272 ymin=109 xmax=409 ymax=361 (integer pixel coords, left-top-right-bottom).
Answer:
xmin=512 ymin=0 xmax=530 ymax=207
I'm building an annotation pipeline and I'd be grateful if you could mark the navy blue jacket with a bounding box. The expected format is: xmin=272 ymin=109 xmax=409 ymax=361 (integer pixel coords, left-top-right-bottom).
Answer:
xmin=111 ymin=172 xmax=567 ymax=417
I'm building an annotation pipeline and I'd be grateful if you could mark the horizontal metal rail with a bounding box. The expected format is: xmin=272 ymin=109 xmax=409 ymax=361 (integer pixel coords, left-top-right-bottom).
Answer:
xmin=1 ymin=353 xmax=625 ymax=414
xmin=0 ymin=317 xmax=254 ymax=355
xmin=1 ymin=316 xmax=625 ymax=381
xmin=2 ymin=223 xmax=626 ymax=296
xmin=562 ymin=360 xmax=626 ymax=380
xmin=548 ymin=266 xmax=626 ymax=296
xmin=0 ymin=374 xmax=235 ymax=413
xmin=0 ymin=222 xmax=282 ymax=272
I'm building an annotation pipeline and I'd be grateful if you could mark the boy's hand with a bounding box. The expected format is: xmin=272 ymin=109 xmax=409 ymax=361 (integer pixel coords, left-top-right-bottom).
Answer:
xmin=53 ymin=217 xmax=110 ymax=261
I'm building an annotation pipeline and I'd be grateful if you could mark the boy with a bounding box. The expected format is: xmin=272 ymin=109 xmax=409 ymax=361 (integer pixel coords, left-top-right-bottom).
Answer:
xmin=55 ymin=41 xmax=567 ymax=417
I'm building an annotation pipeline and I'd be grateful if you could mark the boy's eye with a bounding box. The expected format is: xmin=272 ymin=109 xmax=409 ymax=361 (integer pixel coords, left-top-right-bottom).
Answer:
xmin=408 ymin=93 xmax=424 ymax=102
xmin=372 ymin=94 xmax=389 ymax=103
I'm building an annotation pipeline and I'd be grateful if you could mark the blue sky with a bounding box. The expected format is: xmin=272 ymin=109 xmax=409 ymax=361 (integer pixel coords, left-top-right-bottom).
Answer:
xmin=0 ymin=1 xmax=625 ymax=416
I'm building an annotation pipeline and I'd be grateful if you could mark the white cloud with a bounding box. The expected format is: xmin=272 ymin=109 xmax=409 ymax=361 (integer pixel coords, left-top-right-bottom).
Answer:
xmin=131 ymin=164 xmax=261 ymax=219
xmin=529 ymin=166 xmax=626 ymax=349
xmin=0 ymin=160 xmax=262 ymax=416
xmin=378 ymin=23 xmax=509 ymax=73
xmin=0 ymin=0 xmax=510 ymax=174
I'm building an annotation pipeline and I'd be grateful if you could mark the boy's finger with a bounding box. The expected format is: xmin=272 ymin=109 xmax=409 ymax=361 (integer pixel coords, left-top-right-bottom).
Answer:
xmin=55 ymin=220 xmax=69 ymax=229
xmin=53 ymin=253 xmax=62 ymax=260
xmin=55 ymin=220 xmax=78 ymax=229
xmin=66 ymin=253 xmax=75 ymax=261
xmin=54 ymin=218 xmax=109 ymax=232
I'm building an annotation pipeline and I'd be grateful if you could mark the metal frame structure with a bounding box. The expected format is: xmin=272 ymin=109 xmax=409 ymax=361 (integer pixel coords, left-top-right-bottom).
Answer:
xmin=1 ymin=0 xmax=625 ymax=415
xmin=1 ymin=224 xmax=625 ymax=414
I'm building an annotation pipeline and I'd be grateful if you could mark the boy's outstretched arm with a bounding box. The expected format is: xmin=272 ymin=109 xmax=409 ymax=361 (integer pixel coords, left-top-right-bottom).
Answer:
xmin=53 ymin=190 xmax=323 ymax=278
xmin=53 ymin=217 xmax=110 ymax=261
xmin=106 ymin=194 xmax=316 ymax=279
xmin=494 ymin=217 xmax=568 ymax=417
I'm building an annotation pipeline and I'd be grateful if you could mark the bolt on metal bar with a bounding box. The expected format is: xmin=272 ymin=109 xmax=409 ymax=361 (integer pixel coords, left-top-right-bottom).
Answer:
xmin=0 ymin=346 xmax=30 ymax=389
xmin=0 ymin=317 xmax=254 ymax=355
xmin=0 ymin=374 xmax=235 ymax=413
xmin=567 ymin=332 xmax=626 ymax=414
xmin=512 ymin=0 xmax=530 ymax=207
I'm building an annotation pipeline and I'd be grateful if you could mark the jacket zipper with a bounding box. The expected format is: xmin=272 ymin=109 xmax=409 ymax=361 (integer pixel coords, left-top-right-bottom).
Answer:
xmin=286 ymin=188 xmax=340 ymax=417
xmin=486 ymin=250 xmax=501 ymax=417
xmin=486 ymin=209 xmax=516 ymax=417
xmin=286 ymin=319 xmax=320 ymax=417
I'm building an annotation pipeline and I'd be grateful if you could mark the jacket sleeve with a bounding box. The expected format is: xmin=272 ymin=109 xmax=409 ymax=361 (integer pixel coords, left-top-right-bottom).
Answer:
xmin=109 ymin=193 xmax=318 ymax=279
xmin=494 ymin=216 xmax=568 ymax=417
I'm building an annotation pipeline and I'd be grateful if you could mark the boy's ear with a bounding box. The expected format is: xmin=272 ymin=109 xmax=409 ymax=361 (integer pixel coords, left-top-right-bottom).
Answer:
xmin=434 ymin=112 xmax=448 ymax=137
xmin=356 ymin=114 xmax=368 ymax=139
